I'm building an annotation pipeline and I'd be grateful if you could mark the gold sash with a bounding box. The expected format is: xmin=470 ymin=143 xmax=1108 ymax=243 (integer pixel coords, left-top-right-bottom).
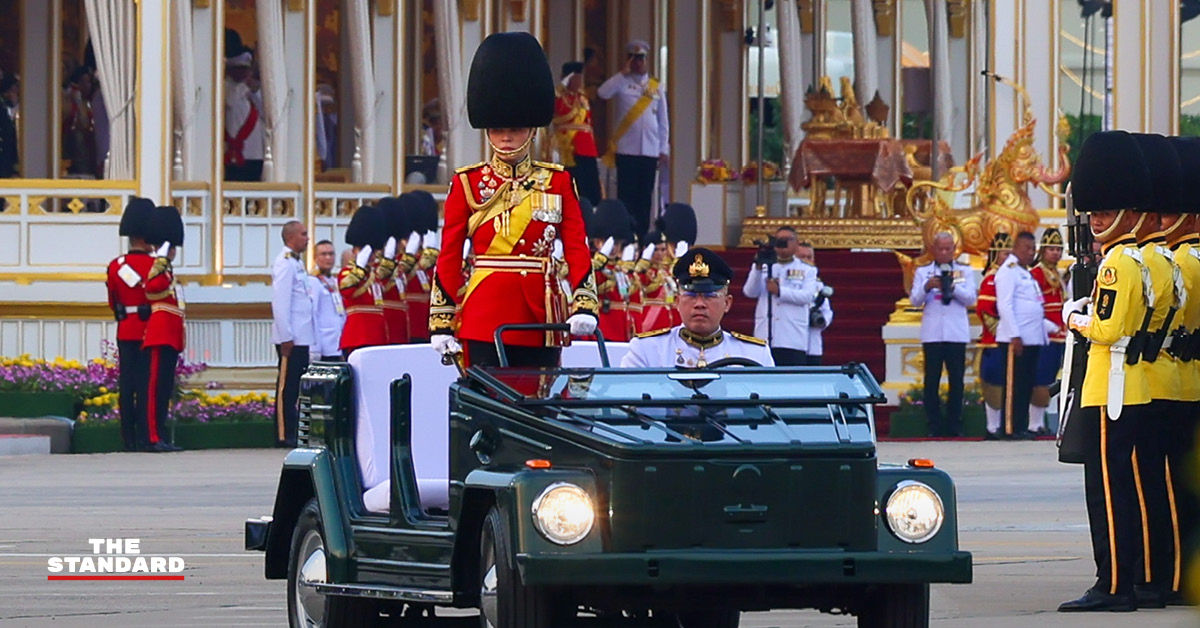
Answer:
xmin=602 ymin=77 xmax=660 ymax=167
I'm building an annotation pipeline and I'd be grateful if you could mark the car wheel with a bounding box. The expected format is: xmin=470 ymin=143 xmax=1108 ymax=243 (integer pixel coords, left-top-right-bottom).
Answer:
xmin=669 ymin=610 xmax=741 ymax=627
xmin=856 ymin=583 xmax=930 ymax=628
xmin=287 ymin=498 xmax=381 ymax=628
xmin=479 ymin=506 xmax=554 ymax=627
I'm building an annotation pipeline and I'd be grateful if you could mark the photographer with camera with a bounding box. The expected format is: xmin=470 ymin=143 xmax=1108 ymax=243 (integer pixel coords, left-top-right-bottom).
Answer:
xmin=742 ymin=226 xmax=819 ymax=365
xmin=798 ymin=243 xmax=834 ymax=365
xmin=910 ymin=232 xmax=979 ymax=437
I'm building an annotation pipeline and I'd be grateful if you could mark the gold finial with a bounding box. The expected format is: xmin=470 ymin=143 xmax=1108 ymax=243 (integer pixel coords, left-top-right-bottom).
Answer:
xmin=689 ymin=253 xmax=709 ymax=278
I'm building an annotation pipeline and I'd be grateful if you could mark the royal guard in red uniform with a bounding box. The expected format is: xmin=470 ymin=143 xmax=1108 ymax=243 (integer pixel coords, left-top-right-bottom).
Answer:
xmin=589 ymin=200 xmax=636 ymax=341
xmin=339 ymin=205 xmax=389 ymax=357
xmin=106 ymin=197 xmax=155 ymax=451
xmin=977 ymin=232 xmax=1013 ymax=438
xmin=634 ymin=230 xmax=679 ymax=332
xmin=377 ymin=196 xmax=416 ymax=344
xmin=405 ymin=191 xmax=440 ymax=343
xmin=553 ymin=60 xmax=601 ymax=206
xmin=141 ymin=206 xmax=186 ymax=452
xmin=618 ymin=241 xmax=644 ymax=334
xmin=430 ymin=32 xmax=598 ymax=367
xmin=1029 ymin=227 xmax=1066 ymax=434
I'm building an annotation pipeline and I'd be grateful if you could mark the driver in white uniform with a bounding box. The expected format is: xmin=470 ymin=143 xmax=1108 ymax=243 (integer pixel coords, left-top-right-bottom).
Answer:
xmin=622 ymin=247 xmax=774 ymax=368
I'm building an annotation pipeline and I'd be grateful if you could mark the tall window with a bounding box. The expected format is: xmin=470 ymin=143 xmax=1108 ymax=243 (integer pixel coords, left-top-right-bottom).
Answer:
xmin=1181 ymin=1 xmax=1200 ymax=135
xmin=1058 ymin=0 xmax=1108 ymax=163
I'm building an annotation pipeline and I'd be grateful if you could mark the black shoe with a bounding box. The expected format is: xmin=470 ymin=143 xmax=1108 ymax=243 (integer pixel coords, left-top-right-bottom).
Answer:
xmin=275 ymin=439 xmax=297 ymax=448
xmin=1011 ymin=430 xmax=1036 ymax=440
xmin=1165 ymin=591 xmax=1194 ymax=606
xmin=1134 ymin=585 xmax=1167 ymax=609
xmin=1058 ymin=589 xmax=1137 ymax=612
xmin=147 ymin=442 xmax=182 ymax=453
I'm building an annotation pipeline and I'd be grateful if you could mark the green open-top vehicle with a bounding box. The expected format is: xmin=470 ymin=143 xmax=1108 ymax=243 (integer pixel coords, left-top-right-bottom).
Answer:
xmin=246 ymin=334 xmax=971 ymax=627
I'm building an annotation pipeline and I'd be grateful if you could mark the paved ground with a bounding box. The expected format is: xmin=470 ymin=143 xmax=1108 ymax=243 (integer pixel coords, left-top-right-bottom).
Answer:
xmin=0 ymin=442 xmax=1196 ymax=627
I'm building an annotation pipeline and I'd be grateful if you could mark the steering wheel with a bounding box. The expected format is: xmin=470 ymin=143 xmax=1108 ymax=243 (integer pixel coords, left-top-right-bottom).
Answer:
xmin=703 ymin=356 xmax=763 ymax=368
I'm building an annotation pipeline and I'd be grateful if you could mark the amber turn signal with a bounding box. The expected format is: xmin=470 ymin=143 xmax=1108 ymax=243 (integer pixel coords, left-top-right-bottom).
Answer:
xmin=908 ymin=458 xmax=935 ymax=468
xmin=525 ymin=459 xmax=553 ymax=469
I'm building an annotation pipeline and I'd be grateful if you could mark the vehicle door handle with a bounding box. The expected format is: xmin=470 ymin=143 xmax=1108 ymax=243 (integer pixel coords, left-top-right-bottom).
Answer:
xmin=723 ymin=504 xmax=768 ymax=523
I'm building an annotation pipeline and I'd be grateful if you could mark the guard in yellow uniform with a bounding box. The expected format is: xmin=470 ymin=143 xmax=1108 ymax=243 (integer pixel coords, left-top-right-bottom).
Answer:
xmin=1059 ymin=130 xmax=1154 ymax=613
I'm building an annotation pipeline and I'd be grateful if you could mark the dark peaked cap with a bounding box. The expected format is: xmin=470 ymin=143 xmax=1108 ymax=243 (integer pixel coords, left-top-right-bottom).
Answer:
xmin=1130 ymin=133 xmax=1183 ymax=214
xmin=467 ymin=32 xmax=555 ymax=129
xmin=1070 ymin=130 xmax=1152 ymax=213
xmin=673 ymin=248 xmax=733 ymax=293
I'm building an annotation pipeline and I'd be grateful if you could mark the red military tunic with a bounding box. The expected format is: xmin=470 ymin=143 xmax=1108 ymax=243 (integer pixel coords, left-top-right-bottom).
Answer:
xmin=976 ymin=269 xmax=999 ymax=347
xmin=1030 ymin=261 xmax=1066 ymax=343
xmin=594 ymin=254 xmax=631 ymax=342
xmin=635 ymin=260 xmax=680 ymax=333
xmin=105 ymin=251 xmax=154 ymax=342
xmin=431 ymin=154 xmax=598 ymax=348
xmin=378 ymin=253 xmax=414 ymax=344
xmin=338 ymin=262 xmax=387 ymax=353
xmin=143 ymin=257 xmax=186 ymax=351
xmin=622 ymin=260 xmax=645 ymax=335
xmin=406 ymin=252 xmax=435 ymax=341
xmin=552 ymin=88 xmax=599 ymax=164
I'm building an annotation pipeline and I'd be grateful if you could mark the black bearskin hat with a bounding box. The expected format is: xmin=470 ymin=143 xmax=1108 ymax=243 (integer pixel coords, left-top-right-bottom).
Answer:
xmin=561 ymin=61 xmax=584 ymax=78
xmin=467 ymin=32 xmax=555 ymax=129
xmin=1169 ymin=135 xmax=1200 ymax=213
xmin=1131 ymin=133 xmax=1183 ymax=215
xmin=119 ymin=197 xmax=155 ymax=239
xmin=658 ymin=203 xmax=698 ymax=246
xmin=147 ymin=205 xmax=184 ymax=247
xmin=1070 ymin=130 xmax=1152 ymax=213
xmin=409 ymin=190 xmax=440 ymax=234
xmin=589 ymin=199 xmax=634 ymax=242
xmin=377 ymin=196 xmax=414 ymax=241
xmin=345 ymin=204 xmax=388 ymax=249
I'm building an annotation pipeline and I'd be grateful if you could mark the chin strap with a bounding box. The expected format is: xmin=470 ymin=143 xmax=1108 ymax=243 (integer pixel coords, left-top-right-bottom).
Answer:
xmin=487 ymin=130 xmax=535 ymax=158
xmin=1092 ymin=209 xmax=1128 ymax=242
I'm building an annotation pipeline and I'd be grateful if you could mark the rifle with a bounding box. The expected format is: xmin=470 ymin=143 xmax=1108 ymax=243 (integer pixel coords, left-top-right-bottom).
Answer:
xmin=1057 ymin=184 xmax=1096 ymax=464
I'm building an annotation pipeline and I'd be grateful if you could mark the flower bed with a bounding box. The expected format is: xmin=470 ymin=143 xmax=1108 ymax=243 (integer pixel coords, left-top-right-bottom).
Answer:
xmin=890 ymin=382 xmax=986 ymax=438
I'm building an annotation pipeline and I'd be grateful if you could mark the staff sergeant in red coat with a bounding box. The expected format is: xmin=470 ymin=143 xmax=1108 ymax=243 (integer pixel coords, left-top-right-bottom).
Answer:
xmin=338 ymin=204 xmax=389 ymax=357
xmin=106 ymin=197 xmax=155 ymax=451
xmin=430 ymin=32 xmax=599 ymax=367
xmin=141 ymin=206 xmax=186 ymax=452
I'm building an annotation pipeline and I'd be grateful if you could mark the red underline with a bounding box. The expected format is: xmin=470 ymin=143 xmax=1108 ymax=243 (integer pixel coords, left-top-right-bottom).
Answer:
xmin=47 ymin=575 xmax=185 ymax=581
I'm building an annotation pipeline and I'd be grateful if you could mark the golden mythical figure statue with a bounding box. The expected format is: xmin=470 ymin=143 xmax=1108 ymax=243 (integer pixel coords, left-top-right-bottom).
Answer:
xmin=897 ymin=72 xmax=1071 ymax=279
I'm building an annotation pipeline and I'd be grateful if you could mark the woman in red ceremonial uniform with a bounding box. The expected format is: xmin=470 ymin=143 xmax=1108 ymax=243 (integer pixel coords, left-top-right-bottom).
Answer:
xmin=338 ymin=204 xmax=389 ymax=357
xmin=635 ymin=232 xmax=680 ymax=332
xmin=588 ymin=200 xmax=635 ymax=341
xmin=142 ymin=206 xmax=186 ymax=452
xmin=430 ymin=32 xmax=598 ymax=367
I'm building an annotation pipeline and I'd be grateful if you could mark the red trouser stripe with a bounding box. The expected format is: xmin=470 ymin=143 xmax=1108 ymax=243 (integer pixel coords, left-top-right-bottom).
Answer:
xmin=146 ymin=348 xmax=160 ymax=444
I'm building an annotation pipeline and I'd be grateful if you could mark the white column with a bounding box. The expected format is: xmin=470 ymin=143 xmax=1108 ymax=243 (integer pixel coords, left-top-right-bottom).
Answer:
xmin=923 ymin=0 xmax=951 ymax=169
xmin=345 ymin=0 xmax=375 ymax=183
xmin=373 ymin=8 xmax=397 ymax=187
xmin=668 ymin=0 xmax=706 ymax=204
xmin=1111 ymin=3 xmax=1179 ymax=133
xmin=137 ymin=0 xmax=169 ymax=201
xmin=190 ymin=2 xmax=216 ymax=182
xmin=283 ymin=4 xmax=306 ymax=181
xmin=20 ymin=0 xmax=53 ymax=178
xmin=713 ymin=4 xmax=744 ymax=165
xmin=777 ymin=0 xmax=805 ymax=165
xmin=850 ymin=0 xmax=878 ymax=109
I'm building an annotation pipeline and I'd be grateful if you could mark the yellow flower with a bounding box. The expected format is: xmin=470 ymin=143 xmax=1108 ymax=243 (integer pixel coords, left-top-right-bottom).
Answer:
xmin=98 ymin=386 xmax=108 ymax=394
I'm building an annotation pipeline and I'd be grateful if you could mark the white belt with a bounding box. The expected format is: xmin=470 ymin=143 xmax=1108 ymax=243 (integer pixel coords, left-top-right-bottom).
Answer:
xmin=1107 ymin=336 xmax=1131 ymax=420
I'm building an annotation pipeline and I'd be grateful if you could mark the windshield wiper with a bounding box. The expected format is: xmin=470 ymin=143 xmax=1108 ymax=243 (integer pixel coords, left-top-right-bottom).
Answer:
xmin=617 ymin=405 xmax=702 ymax=444
xmin=549 ymin=407 xmax=652 ymax=444
xmin=687 ymin=405 xmax=748 ymax=444
xmin=760 ymin=405 xmax=803 ymax=445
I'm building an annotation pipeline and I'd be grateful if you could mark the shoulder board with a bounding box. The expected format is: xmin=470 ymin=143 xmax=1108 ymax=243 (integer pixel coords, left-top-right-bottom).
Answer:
xmin=1122 ymin=247 xmax=1144 ymax=264
xmin=534 ymin=161 xmax=565 ymax=172
xmin=1005 ymin=261 xmax=1016 ymax=268
xmin=635 ymin=327 xmax=671 ymax=339
xmin=729 ymin=331 xmax=767 ymax=346
xmin=454 ymin=162 xmax=485 ymax=174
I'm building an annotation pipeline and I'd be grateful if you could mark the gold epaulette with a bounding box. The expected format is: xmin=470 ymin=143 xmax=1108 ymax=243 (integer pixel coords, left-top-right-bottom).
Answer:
xmin=455 ymin=162 xmax=485 ymax=174
xmin=534 ymin=161 xmax=565 ymax=171
xmin=636 ymin=327 xmax=671 ymax=339
xmin=730 ymin=331 xmax=767 ymax=346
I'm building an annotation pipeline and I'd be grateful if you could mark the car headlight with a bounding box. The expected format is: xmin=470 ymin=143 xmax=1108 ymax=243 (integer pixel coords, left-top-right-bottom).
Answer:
xmin=531 ymin=483 xmax=595 ymax=545
xmin=884 ymin=481 xmax=944 ymax=543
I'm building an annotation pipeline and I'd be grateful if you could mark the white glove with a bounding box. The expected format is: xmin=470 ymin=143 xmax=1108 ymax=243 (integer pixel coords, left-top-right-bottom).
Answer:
xmin=424 ymin=231 xmax=440 ymax=251
xmin=155 ymin=241 xmax=171 ymax=258
xmin=621 ymin=243 xmax=637 ymax=262
xmin=1062 ymin=296 xmax=1091 ymax=320
xmin=431 ymin=334 xmax=462 ymax=356
xmin=405 ymin=231 xmax=422 ymax=256
xmin=383 ymin=237 xmax=397 ymax=259
xmin=600 ymin=237 xmax=615 ymax=257
xmin=355 ymin=245 xmax=373 ymax=268
xmin=567 ymin=313 xmax=597 ymax=336
xmin=641 ymin=243 xmax=655 ymax=261
xmin=674 ymin=241 xmax=689 ymax=258
xmin=552 ymin=240 xmax=564 ymax=260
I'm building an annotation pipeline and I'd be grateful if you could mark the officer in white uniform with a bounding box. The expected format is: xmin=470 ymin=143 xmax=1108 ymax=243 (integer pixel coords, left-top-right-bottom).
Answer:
xmin=223 ymin=39 xmax=265 ymax=182
xmin=742 ymin=227 xmax=818 ymax=365
xmin=910 ymin=232 xmax=978 ymax=436
xmin=994 ymin=231 xmax=1054 ymax=436
xmin=624 ymin=248 xmax=774 ymax=368
xmin=307 ymin=239 xmax=345 ymax=361
xmin=597 ymin=39 xmax=670 ymax=239
xmin=270 ymin=220 xmax=315 ymax=447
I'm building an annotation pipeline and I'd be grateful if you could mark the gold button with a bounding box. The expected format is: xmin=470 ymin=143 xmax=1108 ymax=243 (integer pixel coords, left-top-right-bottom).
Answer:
xmin=521 ymin=271 xmax=527 ymax=277
xmin=520 ymin=254 xmax=526 ymax=258
xmin=519 ymin=239 xmax=526 ymax=245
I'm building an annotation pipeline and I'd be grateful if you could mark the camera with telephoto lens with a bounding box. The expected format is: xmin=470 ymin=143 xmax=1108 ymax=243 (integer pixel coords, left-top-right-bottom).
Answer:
xmin=752 ymin=239 xmax=779 ymax=266
xmin=809 ymin=284 xmax=834 ymax=328
xmin=937 ymin=263 xmax=955 ymax=305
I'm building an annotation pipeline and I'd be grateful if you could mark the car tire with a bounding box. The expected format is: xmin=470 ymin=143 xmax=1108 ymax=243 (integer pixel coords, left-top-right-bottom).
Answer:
xmin=856 ymin=583 xmax=930 ymax=628
xmin=287 ymin=497 xmax=382 ymax=628
xmin=479 ymin=506 xmax=554 ymax=627
xmin=670 ymin=610 xmax=741 ymax=627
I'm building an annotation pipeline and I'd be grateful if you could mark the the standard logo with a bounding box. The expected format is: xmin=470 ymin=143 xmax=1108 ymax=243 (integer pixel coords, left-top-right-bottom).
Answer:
xmin=46 ymin=538 xmax=185 ymax=581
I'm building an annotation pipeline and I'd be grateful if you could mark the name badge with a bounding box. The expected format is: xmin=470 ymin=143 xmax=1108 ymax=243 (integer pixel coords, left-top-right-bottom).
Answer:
xmin=370 ymin=283 xmax=383 ymax=306
xmin=530 ymin=192 xmax=563 ymax=224
xmin=333 ymin=294 xmax=345 ymax=316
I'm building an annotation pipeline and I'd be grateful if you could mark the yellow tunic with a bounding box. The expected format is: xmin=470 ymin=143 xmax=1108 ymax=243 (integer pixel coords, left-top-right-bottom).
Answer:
xmin=1141 ymin=239 xmax=1181 ymax=401
xmin=1068 ymin=237 xmax=1151 ymax=408
xmin=1173 ymin=239 xmax=1200 ymax=402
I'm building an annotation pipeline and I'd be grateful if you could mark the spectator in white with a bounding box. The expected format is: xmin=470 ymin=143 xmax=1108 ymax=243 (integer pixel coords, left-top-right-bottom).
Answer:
xmin=798 ymin=242 xmax=834 ymax=365
xmin=597 ymin=39 xmax=669 ymax=240
xmin=910 ymin=232 xmax=978 ymax=437
xmin=307 ymin=239 xmax=345 ymax=361
xmin=271 ymin=221 xmax=314 ymax=448
xmin=743 ymin=226 xmax=818 ymax=365
xmin=223 ymin=31 xmax=264 ymax=182
xmin=993 ymin=231 xmax=1053 ymax=438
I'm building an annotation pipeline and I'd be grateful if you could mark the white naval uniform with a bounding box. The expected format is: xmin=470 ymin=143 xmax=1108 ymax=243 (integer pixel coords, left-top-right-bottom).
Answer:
xmin=621 ymin=326 xmax=776 ymax=368
xmin=994 ymin=254 xmax=1051 ymax=346
xmin=909 ymin=261 xmax=978 ymax=343
xmin=270 ymin=248 xmax=316 ymax=347
xmin=307 ymin=273 xmax=346 ymax=358
xmin=596 ymin=72 xmax=670 ymax=158
xmin=742 ymin=257 xmax=819 ymax=351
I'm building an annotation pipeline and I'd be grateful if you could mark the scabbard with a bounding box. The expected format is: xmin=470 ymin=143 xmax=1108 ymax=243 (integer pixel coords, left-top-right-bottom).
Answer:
xmin=1005 ymin=343 xmax=1015 ymax=435
xmin=1107 ymin=345 xmax=1126 ymax=420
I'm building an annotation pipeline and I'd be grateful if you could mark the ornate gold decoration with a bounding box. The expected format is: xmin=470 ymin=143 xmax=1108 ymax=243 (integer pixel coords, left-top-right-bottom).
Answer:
xmin=797 ymin=0 xmax=815 ymax=34
xmin=688 ymin=254 xmax=710 ymax=278
xmin=192 ymin=0 xmax=210 ymax=8
xmin=66 ymin=198 xmax=86 ymax=214
xmin=801 ymin=76 xmax=888 ymax=142
xmin=947 ymin=0 xmax=968 ymax=39
xmin=739 ymin=218 xmax=922 ymax=249
xmin=509 ymin=0 xmax=526 ymax=22
xmin=460 ymin=0 xmax=480 ymax=21
xmin=865 ymin=91 xmax=889 ymax=125
xmin=872 ymin=0 xmax=895 ymax=37
xmin=899 ymin=72 xmax=1070 ymax=283
xmin=1 ymin=196 xmax=17 ymax=213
